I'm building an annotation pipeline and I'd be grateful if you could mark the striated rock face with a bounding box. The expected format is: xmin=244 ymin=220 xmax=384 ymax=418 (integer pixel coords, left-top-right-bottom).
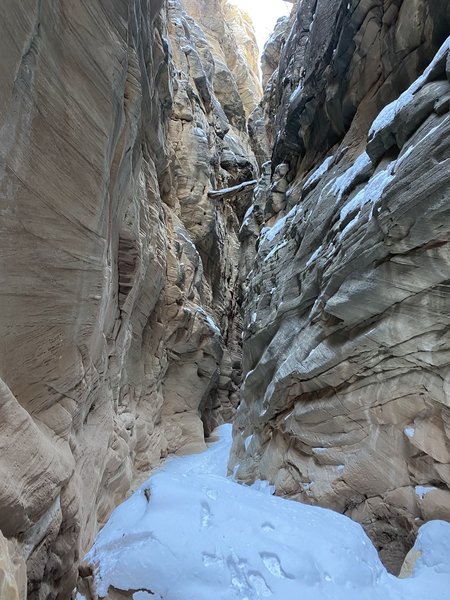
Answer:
xmin=0 ymin=0 xmax=258 ymax=597
xmin=232 ymin=0 xmax=450 ymax=573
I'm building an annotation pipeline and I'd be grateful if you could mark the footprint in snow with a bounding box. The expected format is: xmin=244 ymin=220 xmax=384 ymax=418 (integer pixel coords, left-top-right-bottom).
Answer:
xmin=261 ymin=522 xmax=275 ymax=533
xmin=202 ymin=552 xmax=224 ymax=568
xmin=201 ymin=501 xmax=212 ymax=528
xmin=248 ymin=571 xmax=273 ymax=597
xmin=259 ymin=552 xmax=294 ymax=580
xmin=206 ymin=488 xmax=218 ymax=501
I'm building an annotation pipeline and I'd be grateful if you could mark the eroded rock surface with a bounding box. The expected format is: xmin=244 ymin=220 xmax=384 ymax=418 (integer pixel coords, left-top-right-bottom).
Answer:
xmin=231 ymin=0 xmax=450 ymax=574
xmin=0 ymin=0 xmax=258 ymax=597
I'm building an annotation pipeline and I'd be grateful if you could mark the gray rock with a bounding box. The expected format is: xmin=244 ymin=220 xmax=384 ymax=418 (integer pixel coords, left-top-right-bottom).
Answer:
xmin=231 ymin=1 xmax=450 ymax=575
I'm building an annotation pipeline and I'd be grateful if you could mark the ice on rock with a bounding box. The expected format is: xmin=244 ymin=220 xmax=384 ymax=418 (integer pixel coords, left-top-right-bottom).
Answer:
xmin=239 ymin=205 xmax=255 ymax=234
xmin=243 ymin=369 xmax=254 ymax=385
xmin=404 ymin=427 xmax=415 ymax=439
xmin=250 ymin=480 xmax=276 ymax=495
xmin=243 ymin=205 xmax=255 ymax=221
xmin=85 ymin=425 xmax=450 ymax=600
xmin=177 ymin=230 xmax=198 ymax=253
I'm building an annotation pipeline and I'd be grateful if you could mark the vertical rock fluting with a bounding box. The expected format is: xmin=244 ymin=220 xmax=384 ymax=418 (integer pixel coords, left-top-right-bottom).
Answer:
xmin=0 ymin=0 xmax=259 ymax=597
xmin=232 ymin=0 xmax=450 ymax=573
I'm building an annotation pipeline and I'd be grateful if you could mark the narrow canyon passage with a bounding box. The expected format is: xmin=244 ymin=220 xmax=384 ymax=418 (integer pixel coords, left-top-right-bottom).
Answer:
xmin=0 ymin=0 xmax=449 ymax=599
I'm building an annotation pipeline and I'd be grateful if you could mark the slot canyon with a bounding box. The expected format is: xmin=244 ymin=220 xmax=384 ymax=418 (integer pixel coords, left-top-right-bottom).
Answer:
xmin=0 ymin=0 xmax=449 ymax=598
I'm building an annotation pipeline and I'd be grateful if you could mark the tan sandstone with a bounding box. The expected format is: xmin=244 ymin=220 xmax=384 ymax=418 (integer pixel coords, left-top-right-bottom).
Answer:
xmin=0 ymin=0 xmax=259 ymax=597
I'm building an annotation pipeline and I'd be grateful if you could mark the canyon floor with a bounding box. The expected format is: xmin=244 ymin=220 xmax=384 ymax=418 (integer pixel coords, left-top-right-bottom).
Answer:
xmin=81 ymin=425 xmax=450 ymax=599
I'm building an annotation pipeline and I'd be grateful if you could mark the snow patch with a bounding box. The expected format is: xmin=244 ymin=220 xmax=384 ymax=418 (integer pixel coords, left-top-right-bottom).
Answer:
xmin=394 ymin=122 xmax=443 ymax=171
xmin=338 ymin=161 xmax=395 ymax=240
xmin=344 ymin=162 xmax=395 ymax=218
xmin=260 ymin=204 xmax=300 ymax=245
xmin=305 ymin=245 xmax=323 ymax=267
xmin=244 ymin=435 xmax=253 ymax=451
xmin=264 ymin=240 xmax=288 ymax=261
xmin=407 ymin=520 xmax=450 ymax=576
xmin=332 ymin=152 xmax=372 ymax=202
xmin=249 ymin=480 xmax=276 ymax=495
xmin=196 ymin=306 xmax=221 ymax=335
xmin=369 ymin=36 xmax=450 ymax=138
xmin=415 ymin=486 xmax=437 ymax=500
xmin=303 ymin=155 xmax=334 ymax=190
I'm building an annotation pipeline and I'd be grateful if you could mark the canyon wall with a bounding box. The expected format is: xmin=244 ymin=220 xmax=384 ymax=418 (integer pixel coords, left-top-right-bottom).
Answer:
xmin=0 ymin=1 xmax=258 ymax=597
xmin=231 ymin=0 xmax=450 ymax=573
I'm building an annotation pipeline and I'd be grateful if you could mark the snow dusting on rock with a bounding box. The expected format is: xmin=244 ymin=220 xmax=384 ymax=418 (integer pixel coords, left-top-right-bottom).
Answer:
xmin=368 ymin=35 xmax=450 ymax=138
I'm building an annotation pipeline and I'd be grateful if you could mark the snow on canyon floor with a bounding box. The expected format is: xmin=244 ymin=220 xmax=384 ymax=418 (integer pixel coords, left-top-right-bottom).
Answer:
xmin=85 ymin=425 xmax=450 ymax=600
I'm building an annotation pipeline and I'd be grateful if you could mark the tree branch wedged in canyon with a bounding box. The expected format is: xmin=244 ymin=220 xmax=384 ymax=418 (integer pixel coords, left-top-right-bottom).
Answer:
xmin=208 ymin=179 xmax=258 ymax=200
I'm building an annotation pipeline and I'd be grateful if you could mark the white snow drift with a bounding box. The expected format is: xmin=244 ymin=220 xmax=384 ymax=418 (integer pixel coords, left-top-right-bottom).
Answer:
xmin=85 ymin=425 xmax=450 ymax=600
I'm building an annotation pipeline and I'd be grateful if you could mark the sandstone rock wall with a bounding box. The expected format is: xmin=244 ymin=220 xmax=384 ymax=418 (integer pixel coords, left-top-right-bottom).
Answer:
xmin=0 ymin=1 xmax=258 ymax=597
xmin=232 ymin=0 xmax=450 ymax=573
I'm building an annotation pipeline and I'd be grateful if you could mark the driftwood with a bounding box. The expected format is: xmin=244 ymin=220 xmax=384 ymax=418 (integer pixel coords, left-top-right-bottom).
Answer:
xmin=207 ymin=179 xmax=257 ymax=200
